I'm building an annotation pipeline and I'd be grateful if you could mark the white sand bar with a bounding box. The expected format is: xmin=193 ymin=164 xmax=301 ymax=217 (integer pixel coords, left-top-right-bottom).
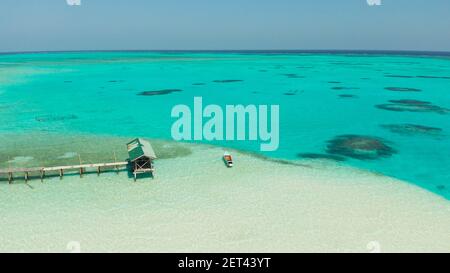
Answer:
xmin=1 ymin=144 xmax=449 ymax=253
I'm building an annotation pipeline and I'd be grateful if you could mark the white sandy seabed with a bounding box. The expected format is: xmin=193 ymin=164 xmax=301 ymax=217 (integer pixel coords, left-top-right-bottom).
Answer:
xmin=1 ymin=144 xmax=450 ymax=253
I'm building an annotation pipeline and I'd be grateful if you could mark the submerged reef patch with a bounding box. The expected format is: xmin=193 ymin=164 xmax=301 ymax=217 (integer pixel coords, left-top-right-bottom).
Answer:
xmin=192 ymin=83 xmax=205 ymax=86
xmin=35 ymin=114 xmax=78 ymax=122
xmin=385 ymin=75 xmax=414 ymax=79
xmin=385 ymin=87 xmax=422 ymax=92
xmin=389 ymin=99 xmax=429 ymax=105
xmin=329 ymin=62 xmax=372 ymax=66
xmin=338 ymin=94 xmax=358 ymax=99
xmin=380 ymin=124 xmax=443 ymax=136
xmin=375 ymin=100 xmax=449 ymax=114
xmin=213 ymin=80 xmax=243 ymax=83
xmin=283 ymin=90 xmax=301 ymax=96
xmin=385 ymin=74 xmax=450 ymax=80
xmin=416 ymin=75 xmax=450 ymax=80
xmin=326 ymin=135 xmax=396 ymax=160
xmin=298 ymin=153 xmax=347 ymax=162
xmin=138 ymin=89 xmax=182 ymax=96
xmin=331 ymin=87 xmax=360 ymax=90
xmin=281 ymin=73 xmax=304 ymax=79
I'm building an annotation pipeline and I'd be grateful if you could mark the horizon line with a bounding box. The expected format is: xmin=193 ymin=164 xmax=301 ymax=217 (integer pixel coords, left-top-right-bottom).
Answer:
xmin=1 ymin=49 xmax=450 ymax=57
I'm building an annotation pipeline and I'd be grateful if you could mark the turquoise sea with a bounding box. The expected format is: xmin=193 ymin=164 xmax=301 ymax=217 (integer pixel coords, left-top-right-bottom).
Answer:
xmin=1 ymin=51 xmax=449 ymax=199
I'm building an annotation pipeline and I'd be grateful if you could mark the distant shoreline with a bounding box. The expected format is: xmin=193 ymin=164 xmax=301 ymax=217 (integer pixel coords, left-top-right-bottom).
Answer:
xmin=1 ymin=49 xmax=450 ymax=57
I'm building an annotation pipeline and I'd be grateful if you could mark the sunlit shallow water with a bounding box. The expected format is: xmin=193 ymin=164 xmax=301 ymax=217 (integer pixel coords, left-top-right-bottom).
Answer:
xmin=0 ymin=51 xmax=449 ymax=199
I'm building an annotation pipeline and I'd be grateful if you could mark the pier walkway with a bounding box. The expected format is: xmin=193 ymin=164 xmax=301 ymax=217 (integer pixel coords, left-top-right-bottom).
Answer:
xmin=0 ymin=161 xmax=129 ymax=183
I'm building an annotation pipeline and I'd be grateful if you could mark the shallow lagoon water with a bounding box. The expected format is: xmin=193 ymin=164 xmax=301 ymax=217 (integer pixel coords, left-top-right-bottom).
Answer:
xmin=0 ymin=52 xmax=450 ymax=199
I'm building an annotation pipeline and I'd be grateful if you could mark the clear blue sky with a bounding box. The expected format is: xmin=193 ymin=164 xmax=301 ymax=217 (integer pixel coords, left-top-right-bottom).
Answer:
xmin=1 ymin=0 xmax=450 ymax=52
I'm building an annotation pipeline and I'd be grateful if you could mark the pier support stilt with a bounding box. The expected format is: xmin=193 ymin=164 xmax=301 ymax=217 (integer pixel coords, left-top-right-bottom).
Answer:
xmin=40 ymin=170 xmax=45 ymax=182
xmin=78 ymin=154 xmax=83 ymax=178
xmin=59 ymin=169 xmax=63 ymax=180
xmin=97 ymin=167 xmax=101 ymax=176
xmin=113 ymin=151 xmax=119 ymax=175
xmin=25 ymin=172 xmax=29 ymax=182
xmin=8 ymin=172 xmax=12 ymax=184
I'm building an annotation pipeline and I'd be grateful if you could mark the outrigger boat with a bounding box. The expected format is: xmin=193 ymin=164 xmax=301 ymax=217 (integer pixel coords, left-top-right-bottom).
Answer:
xmin=223 ymin=152 xmax=234 ymax=168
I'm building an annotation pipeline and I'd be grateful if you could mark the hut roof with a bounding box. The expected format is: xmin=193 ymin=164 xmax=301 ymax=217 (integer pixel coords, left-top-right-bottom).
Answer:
xmin=127 ymin=138 xmax=157 ymax=162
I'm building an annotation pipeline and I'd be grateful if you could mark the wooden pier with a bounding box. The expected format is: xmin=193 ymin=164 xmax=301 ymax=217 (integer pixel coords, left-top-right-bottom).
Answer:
xmin=0 ymin=161 xmax=129 ymax=183
xmin=1 ymin=138 xmax=157 ymax=183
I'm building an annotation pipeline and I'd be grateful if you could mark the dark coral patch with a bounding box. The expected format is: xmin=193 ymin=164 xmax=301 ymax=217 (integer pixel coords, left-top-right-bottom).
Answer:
xmin=138 ymin=89 xmax=182 ymax=96
xmin=108 ymin=80 xmax=125 ymax=83
xmin=282 ymin=73 xmax=304 ymax=79
xmin=376 ymin=100 xmax=448 ymax=114
xmin=338 ymin=94 xmax=358 ymax=99
xmin=192 ymin=83 xmax=205 ymax=86
xmin=389 ymin=99 xmax=430 ymax=105
xmin=375 ymin=104 xmax=446 ymax=114
xmin=437 ymin=185 xmax=446 ymax=191
xmin=326 ymin=135 xmax=396 ymax=160
xmin=385 ymin=75 xmax=450 ymax=80
xmin=283 ymin=90 xmax=300 ymax=96
xmin=213 ymin=79 xmax=243 ymax=83
xmin=64 ymin=80 xmax=73 ymax=83
xmin=331 ymin=87 xmax=360 ymax=90
xmin=385 ymin=75 xmax=414 ymax=79
xmin=381 ymin=124 xmax=443 ymax=136
xmin=36 ymin=114 xmax=78 ymax=122
xmin=416 ymin=75 xmax=450 ymax=80
xmin=385 ymin=87 xmax=422 ymax=92
xmin=328 ymin=81 xmax=342 ymax=84
xmin=330 ymin=62 xmax=372 ymax=66
xmin=298 ymin=153 xmax=347 ymax=162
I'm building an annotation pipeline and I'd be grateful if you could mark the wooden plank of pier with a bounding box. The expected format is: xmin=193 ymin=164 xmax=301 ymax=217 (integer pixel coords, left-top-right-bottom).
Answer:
xmin=40 ymin=161 xmax=128 ymax=172
xmin=0 ymin=161 xmax=129 ymax=181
